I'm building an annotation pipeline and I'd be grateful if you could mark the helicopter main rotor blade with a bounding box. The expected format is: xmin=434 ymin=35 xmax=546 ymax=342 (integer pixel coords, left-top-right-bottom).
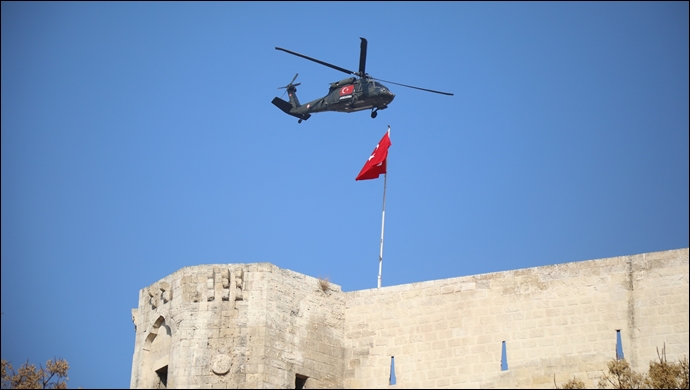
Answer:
xmin=372 ymin=77 xmax=454 ymax=96
xmin=358 ymin=37 xmax=367 ymax=77
xmin=275 ymin=47 xmax=355 ymax=76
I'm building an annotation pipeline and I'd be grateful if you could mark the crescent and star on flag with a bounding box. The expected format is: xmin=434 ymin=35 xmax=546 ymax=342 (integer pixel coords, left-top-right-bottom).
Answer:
xmin=368 ymin=144 xmax=380 ymax=161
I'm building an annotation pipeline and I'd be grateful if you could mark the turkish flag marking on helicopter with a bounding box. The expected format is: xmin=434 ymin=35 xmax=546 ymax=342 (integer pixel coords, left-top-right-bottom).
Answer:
xmin=340 ymin=85 xmax=354 ymax=96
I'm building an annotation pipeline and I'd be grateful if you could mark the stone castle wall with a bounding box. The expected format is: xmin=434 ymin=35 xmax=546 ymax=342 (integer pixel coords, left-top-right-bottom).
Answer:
xmin=130 ymin=248 xmax=688 ymax=388
xmin=342 ymin=249 xmax=688 ymax=388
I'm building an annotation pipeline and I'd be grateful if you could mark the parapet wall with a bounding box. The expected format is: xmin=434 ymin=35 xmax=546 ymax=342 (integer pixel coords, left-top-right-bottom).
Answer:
xmin=130 ymin=248 xmax=688 ymax=389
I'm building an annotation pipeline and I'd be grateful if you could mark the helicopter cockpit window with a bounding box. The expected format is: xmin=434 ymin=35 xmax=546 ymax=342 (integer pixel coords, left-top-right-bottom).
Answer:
xmin=373 ymin=81 xmax=389 ymax=93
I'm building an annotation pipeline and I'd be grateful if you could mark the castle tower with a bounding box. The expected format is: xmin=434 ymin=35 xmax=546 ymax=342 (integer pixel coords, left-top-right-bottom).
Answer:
xmin=130 ymin=263 xmax=346 ymax=389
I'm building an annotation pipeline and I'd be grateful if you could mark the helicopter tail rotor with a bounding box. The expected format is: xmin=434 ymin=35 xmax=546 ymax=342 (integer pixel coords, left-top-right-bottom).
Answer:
xmin=278 ymin=73 xmax=301 ymax=98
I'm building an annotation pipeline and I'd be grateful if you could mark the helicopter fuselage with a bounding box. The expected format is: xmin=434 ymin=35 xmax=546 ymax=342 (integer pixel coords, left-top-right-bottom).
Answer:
xmin=272 ymin=77 xmax=395 ymax=122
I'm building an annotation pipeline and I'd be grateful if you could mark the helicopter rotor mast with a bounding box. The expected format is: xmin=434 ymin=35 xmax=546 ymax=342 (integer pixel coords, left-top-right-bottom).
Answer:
xmin=357 ymin=37 xmax=368 ymax=78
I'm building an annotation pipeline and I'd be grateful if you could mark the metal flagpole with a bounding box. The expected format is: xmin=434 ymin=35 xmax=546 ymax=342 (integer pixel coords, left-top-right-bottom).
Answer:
xmin=378 ymin=126 xmax=390 ymax=289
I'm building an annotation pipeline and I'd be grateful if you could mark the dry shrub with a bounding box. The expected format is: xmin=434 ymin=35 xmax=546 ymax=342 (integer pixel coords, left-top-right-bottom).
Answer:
xmin=596 ymin=344 xmax=689 ymax=389
xmin=598 ymin=358 xmax=645 ymax=389
xmin=645 ymin=345 xmax=689 ymax=389
xmin=555 ymin=343 xmax=689 ymax=389
xmin=317 ymin=276 xmax=330 ymax=292
xmin=1 ymin=357 xmax=70 ymax=389
xmin=554 ymin=375 xmax=586 ymax=389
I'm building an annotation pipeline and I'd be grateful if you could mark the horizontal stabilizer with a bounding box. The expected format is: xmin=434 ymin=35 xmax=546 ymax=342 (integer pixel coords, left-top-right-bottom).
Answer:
xmin=272 ymin=97 xmax=303 ymax=119
xmin=272 ymin=97 xmax=293 ymax=113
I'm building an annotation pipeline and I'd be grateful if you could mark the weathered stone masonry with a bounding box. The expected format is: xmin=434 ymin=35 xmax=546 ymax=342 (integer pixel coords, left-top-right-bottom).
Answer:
xmin=130 ymin=248 xmax=688 ymax=388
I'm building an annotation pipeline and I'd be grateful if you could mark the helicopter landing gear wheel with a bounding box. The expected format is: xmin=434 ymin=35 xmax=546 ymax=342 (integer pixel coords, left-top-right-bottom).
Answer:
xmin=298 ymin=119 xmax=303 ymax=124
xmin=371 ymin=110 xmax=378 ymax=119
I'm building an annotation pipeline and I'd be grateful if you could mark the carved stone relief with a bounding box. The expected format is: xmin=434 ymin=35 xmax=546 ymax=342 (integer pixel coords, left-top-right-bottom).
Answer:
xmin=211 ymin=354 xmax=232 ymax=375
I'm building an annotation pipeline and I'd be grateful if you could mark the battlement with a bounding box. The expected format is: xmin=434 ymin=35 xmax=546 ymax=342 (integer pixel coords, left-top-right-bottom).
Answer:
xmin=130 ymin=249 xmax=688 ymax=388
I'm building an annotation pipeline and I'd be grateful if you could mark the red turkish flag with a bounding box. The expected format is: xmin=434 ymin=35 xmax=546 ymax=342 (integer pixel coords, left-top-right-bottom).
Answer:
xmin=356 ymin=131 xmax=391 ymax=181
xmin=340 ymin=85 xmax=354 ymax=96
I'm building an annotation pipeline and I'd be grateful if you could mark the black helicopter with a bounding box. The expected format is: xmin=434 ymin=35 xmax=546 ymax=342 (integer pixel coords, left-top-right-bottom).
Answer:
xmin=272 ymin=38 xmax=453 ymax=123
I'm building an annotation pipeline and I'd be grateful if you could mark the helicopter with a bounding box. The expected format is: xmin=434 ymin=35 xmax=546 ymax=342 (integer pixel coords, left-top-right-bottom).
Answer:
xmin=272 ymin=37 xmax=453 ymax=123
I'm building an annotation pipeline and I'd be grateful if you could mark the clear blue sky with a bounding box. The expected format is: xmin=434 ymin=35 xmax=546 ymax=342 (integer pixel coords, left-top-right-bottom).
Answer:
xmin=2 ymin=2 xmax=688 ymax=388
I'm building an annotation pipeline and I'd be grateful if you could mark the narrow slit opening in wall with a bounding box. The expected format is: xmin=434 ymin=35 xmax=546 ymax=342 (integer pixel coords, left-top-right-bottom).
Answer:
xmin=616 ymin=330 xmax=624 ymax=360
xmin=501 ymin=341 xmax=508 ymax=371
xmin=389 ymin=356 xmax=396 ymax=385
xmin=295 ymin=374 xmax=308 ymax=389
xmin=156 ymin=365 xmax=168 ymax=389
